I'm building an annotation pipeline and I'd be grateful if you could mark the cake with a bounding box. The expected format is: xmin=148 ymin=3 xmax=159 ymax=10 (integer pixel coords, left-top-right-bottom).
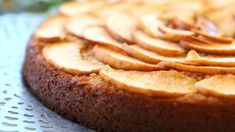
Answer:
xmin=23 ymin=0 xmax=235 ymax=131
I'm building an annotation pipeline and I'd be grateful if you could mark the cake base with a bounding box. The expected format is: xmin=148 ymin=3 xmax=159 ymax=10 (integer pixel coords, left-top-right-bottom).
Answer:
xmin=23 ymin=39 xmax=235 ymax=132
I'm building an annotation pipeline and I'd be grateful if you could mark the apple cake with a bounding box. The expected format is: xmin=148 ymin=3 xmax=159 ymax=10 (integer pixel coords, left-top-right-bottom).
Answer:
xmin=23 ymin=0 xmax=235 ymax=131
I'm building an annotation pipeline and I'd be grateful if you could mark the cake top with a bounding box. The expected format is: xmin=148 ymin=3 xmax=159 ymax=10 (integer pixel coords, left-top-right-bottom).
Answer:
xmin=33 ymin=0 xmax=235 ymax=98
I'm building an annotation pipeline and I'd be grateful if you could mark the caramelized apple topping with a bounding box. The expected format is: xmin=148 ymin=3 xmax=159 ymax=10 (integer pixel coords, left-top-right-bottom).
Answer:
xmin=92 ymin=46 xmax=163 ymax=71
xmin=186 ymin=50 xmax=235 ymax=67
xmin=138 ymin=13 xmax=165 ymax=37
xmin=59 ymin=1 xmax=106 ymax=16
xmin=192 ymin=29 xmax=233 ymax=44
xmin=42 ymin=42 xmax=103 ymax=75
xmin=65 ymin=15 xmax=103 ymax=38
xmin=92 ymin=2 xmax=130 ymax=19
xmin=180 ymin=38 xmax=235 ymax=55
xmin=37 ymin=0 xmax=235 ymax=97
xmin=100 ymin=66 xmax=196 ymax=96
xmin=168 ymin=17 xmax=194 ymax=30
xmin=123 ymin=44 xmax=185 ymax=64
xmin=34 ymin=15 xmax=67 ymax=42
xmin=195 ymin=16 xmax=217 ymax=36
xmin=206 ymin=8 xmax=235 ymax=37
xmin=159 ymin=61 xmax=235 ymax=74
xmin=159 ymin=26 xmax=195 ymax=42
xmin=106 ymin=12 xmax=137 ymax=43
xmin=82 ymin=26 xmax=124 ymax=53
xmin=133 ymin=31 xmax=185 ymax=56
xmin=196 ymin=75 xmax=235 ymax=98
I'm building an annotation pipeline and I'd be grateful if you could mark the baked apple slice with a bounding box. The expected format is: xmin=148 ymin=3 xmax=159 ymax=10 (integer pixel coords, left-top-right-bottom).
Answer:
xmin=93 ymin=2 xmax=130 ymax=19
xmin=186 ymin=50 xmax=235 ymax=67
xmin=168 ymin=16 xmax=194 ymax=30
xmin=193 ymin=29 xmax=233 ymax=44
xmin=196 ymin=75 xmax=235 ymax=98
xmin=106 ymin=12 xmax=137 ymax=43
xmin=65 ymin=15 xmax=103 ymax=38
xmin=122 ymin=44 xmax=185 ymax=64
xmin=133 ymin=31 xmax=185 ymax=56
xmin=82 ymin=26 xmax=124 ymax=53
xmin=159 ymin=26 xmax=195 ymax=42
xmin=180 ymin=38 xmax=235 ymax=55
xmin=195 ymin=16 xmax=217 ymax=36
xmin=100 ymin=66 xmax=196 ymax=97
xmin=34 ymin=15 xmax=67 ymax=42
xmin=42 ymin=42 xmax=103 ymax=75
xmin=159 ymin=9 xmax=195 ymax=25
xmin=138 ymin=13 xmax=164 ymax=37
xmin=127 ymin=4 xmax=161 ymax=18
xmin=159 ymin=61 xmax=235 ymax=74
xmin=92 ymin=46 xmax=163 ymax=71
xmin=182 ymin=35 xmax=213 ymax=45
xmin=59 ymin=1 xmax=106 ymax=16
xmin=207 ymin=9 xmax=235 ymax=37
xmin=193 ymin=16 xmax=233 ymax=43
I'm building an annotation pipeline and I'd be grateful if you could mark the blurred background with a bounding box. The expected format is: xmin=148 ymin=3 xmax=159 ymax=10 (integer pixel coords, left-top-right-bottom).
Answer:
xmin=0 ymin=0 xmax=71 ymax=14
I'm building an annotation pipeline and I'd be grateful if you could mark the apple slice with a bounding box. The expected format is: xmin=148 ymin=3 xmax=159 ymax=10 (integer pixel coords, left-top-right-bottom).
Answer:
xmin=138 ymin=13 xmax=165 ymax=37
xmin=106 ymin=12 xmax=137 ymax=43
xmin=100 ymin=66 xmax=196 ymax=96
xmin=195 ymin=75 xmax=235 ymax=98
xmin=207 ymin=9 xmax=235 ymax=37
xmin=122 ymin=44 xmax=185 ymax=64
xmin=168 ymin=16 xmax=194 ymax=30
xmin=127 ymin=4 xmax=162 ymax=18
xmin=186 ymin=50 xmax=235 ymax=67
xmin=195 ymin=16 xmax=217 ymax=36
xmin=203 ymin=0 xmax=235 ymax=9
xmin=194 ymin=15 xmax=233 ymax=43
xmin=65 ymin=15 xmax=103 ymax=38
xmin=159 ymin=61 xmax=235 ymax=74
xmin=180 ymin=38 xmax=235 ymax=55
xmin=42 ymin=42 xmax=103 ymax=75
xmin=59 ymin=1 xmax=106 ymax=16
xmin=92 ymin=46 xmax=163 ymax=71
xmin=82 ymin=26 xmax=124 ymax=53
xmin=93 ymin=2 xmax=130 ymax=19
xmin=192 ymin=29 xmax=233 ymax=44
xmin=34 ymin=15 xmax=67 ymax=42
xmin=159 ymin=26 xmax=195 ymax=42
xmin=183 ymin=35 xmax=214 ymax=45
xmin=159 ymin=8 xmax=195 ymax=25
xmin=133 ymin=31 xmax=185 ymax=56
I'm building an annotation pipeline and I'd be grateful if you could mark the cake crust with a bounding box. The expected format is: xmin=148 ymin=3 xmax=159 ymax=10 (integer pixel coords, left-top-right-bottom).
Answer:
xmin=23 ymin=39 xmax=235 ymax=132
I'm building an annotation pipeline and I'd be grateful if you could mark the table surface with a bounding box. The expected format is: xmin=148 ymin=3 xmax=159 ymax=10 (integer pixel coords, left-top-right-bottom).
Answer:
xmin=0 ymin=13 xmax=94 ymax=132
